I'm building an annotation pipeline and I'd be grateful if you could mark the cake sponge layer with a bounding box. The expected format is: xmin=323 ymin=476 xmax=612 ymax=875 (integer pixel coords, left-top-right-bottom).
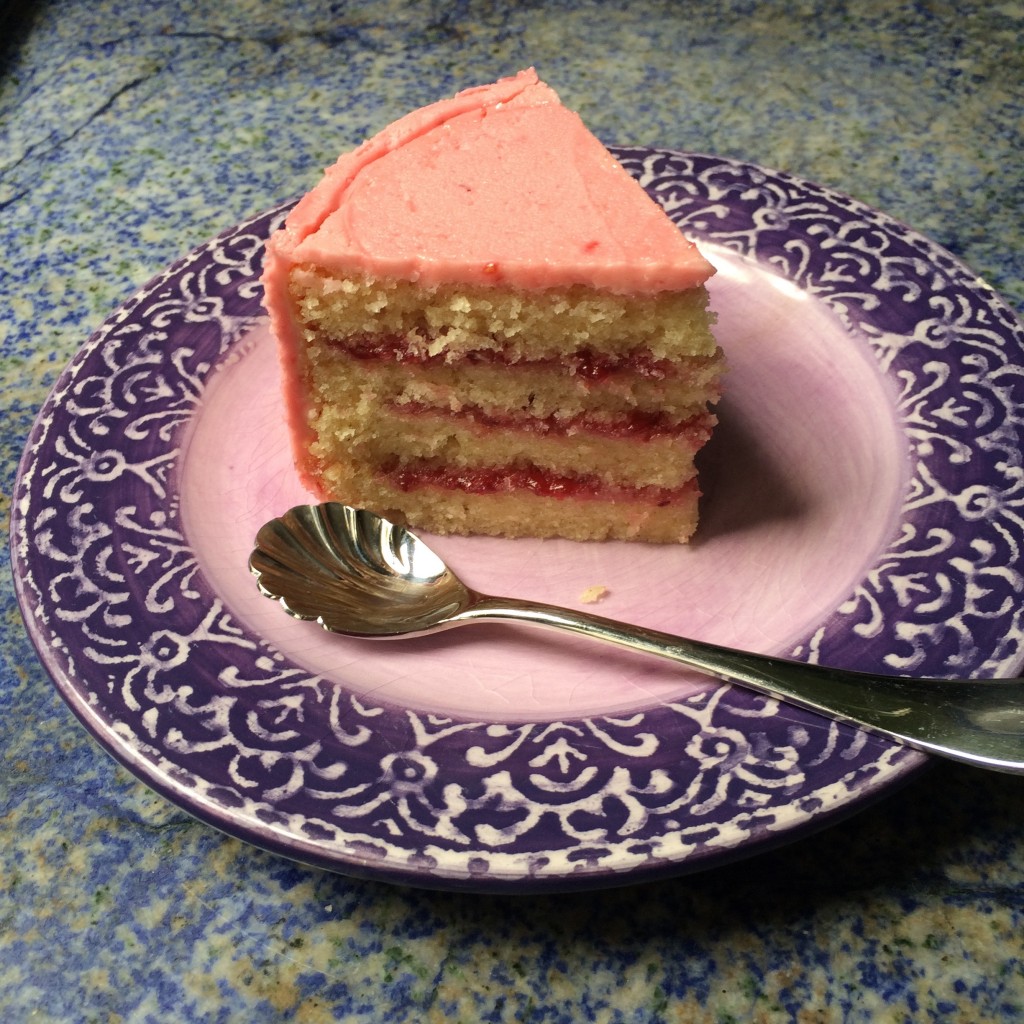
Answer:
xmin=310 ymin=393 xmax=715 ymax=490
xmin=289 ymin=269 xmax=719 ymax=363
xmin=317 ymin=458 xmax=703 ymax=543
xmin=300 ymin=337 xmax=723 ymax=422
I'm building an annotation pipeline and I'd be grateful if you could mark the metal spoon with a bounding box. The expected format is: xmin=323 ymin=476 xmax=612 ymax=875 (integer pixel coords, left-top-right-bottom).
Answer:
xmin=249 ymin=503 xmax=1024 ymax=774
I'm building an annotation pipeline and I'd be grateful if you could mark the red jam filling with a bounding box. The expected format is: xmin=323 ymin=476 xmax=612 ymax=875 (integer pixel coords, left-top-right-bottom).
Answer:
xmin=335 ymin=332 xmax=688 ymax=381
xmin=384 ymin=459 xmax=695 ymax=505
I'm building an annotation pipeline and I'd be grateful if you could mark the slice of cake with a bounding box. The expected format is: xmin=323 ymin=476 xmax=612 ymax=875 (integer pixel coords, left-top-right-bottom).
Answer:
xmin=261 ymin=68 xmax=722 ymax=543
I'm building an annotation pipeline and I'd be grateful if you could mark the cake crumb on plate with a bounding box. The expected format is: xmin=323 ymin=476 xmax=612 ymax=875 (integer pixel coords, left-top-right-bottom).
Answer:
xmin=579 ymin=585 xmax=610 ymax=604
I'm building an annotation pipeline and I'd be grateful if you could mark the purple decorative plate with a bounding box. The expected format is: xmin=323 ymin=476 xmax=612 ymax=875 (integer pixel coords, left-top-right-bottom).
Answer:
xmin=11 ymin=150 xmax=1024 ymax=891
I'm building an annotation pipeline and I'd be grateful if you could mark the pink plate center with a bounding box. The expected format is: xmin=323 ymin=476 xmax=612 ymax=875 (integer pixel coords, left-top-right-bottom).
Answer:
xmin=180 ymin=243 xmax=907 ymax=721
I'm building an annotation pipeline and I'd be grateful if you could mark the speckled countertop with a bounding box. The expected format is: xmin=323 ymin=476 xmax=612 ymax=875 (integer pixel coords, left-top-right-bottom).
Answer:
xmin=2 ymin=1 xmax=1023 ymax=1020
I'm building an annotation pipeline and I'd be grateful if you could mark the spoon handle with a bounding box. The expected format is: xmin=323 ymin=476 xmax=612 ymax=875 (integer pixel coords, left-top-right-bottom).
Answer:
xmin=459 ymin=595 xmax=1024 ymax=774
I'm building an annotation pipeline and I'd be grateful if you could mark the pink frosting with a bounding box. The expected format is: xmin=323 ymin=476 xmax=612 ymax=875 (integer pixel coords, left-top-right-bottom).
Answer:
xmin=263 ymin=68 xmax=715 ymax=293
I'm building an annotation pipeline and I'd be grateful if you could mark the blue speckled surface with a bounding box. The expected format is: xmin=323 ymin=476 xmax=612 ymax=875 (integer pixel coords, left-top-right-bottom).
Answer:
xmin=2 ymin=0 xmax=1022 ymax=1019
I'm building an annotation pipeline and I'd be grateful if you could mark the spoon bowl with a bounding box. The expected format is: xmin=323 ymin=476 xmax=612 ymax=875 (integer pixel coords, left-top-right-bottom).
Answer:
xmin=250 ymin=503 xmax=1024 ymax=775
xmin=249 ymin=502 xmax=474 ymax=637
